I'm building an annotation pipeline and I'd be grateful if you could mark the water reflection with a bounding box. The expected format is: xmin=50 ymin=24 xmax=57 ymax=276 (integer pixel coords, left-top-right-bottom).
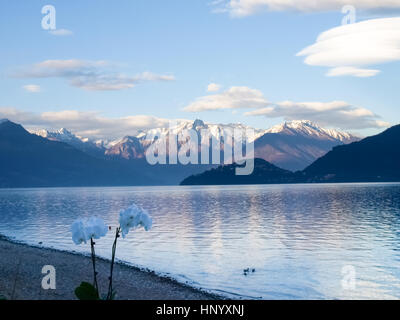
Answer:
xmin=0 ymin=183 xmax=399 ymax=299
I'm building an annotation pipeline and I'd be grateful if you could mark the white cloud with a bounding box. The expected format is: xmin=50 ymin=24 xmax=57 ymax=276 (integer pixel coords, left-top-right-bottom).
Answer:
xmin=0 ymin=107 xmax=188 ymax=140
xmin=136 ymin=71 xmax=175 ymax=82
xmin=245 ymin=100 xmax=390 ymax=129
xmin=326 ymin=66 xmax=381 ymax=77
xmin=49 ymin=29 xmax=73 ymax=36
xmin=214 ymin=0 xmax=400 ymax=17
xmin=13 ymin=59 xmax=175 ymax=91
xmin=183 ymin=86 xmax=270 ymax=112
xmin=297 ymin=17 xmax=400 ymax=77
xmin=23 ymin=84 xmax=41 ymax=93
xmin=184 ymin=85 xmax=389 ymax=129
xmin=207 ymin=83 xmax=221 ymax=92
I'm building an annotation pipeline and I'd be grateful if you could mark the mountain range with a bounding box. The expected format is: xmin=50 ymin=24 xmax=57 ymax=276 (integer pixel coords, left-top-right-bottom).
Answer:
xmin=31 ymin=119 xmax=358 ymax=171
xmin=1 ymin=120 xmax=216 ymax=187
xmin=0 ymin=120 xmax=153 ymax=187
xmin=0 ymin=118 xmax=371 ymax=188
xmin=181 ymin=124 xmax=400 ymax=185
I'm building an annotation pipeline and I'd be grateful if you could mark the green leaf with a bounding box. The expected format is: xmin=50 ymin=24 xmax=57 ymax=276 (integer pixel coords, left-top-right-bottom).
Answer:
xmin=74 ymin=282 xmax=100 ymax=300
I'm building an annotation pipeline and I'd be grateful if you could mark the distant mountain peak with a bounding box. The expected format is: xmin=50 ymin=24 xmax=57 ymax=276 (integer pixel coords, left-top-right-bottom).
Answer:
xmin=30 ymin=127 xmax=106 ymax=158
xmin=266 ymin=120 xmax=357 ymax=143
xmin=0 ymin=118 xmax=10 ymax=124
xmin=286 ymin=119 xmax=315 ymax=126
xmin=269 ymin=120 xmax=323 ymax=132
xmin=58 ymin=128 xmax=73 ymax=135
xmin=105 ymin=135 xmax=144 ymax=159
xmin=33 ymin=127 xmax=80 ymax=142
xmin=120 ymin=135 xmax=141 ymax=144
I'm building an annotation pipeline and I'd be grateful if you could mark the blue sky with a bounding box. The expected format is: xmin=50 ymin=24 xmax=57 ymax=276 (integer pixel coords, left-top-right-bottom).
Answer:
xmin=0 ymin=0 xmax=399 ymax=139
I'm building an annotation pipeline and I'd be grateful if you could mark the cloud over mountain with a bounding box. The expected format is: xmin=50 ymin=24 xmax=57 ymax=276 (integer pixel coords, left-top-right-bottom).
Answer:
xmin=183 ymin=86 xmax=270 ymax=112
xmin=184 ymin=84 xmax=388 ymax=130
xmin=245 ymin=100 xmax=389 ymax=129
xmin=0 ymin=107 xmax=186 ymax=140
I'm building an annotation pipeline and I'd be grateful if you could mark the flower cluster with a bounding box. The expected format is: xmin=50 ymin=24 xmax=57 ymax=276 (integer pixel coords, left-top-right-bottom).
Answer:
xmin=70 ymin=204 xmax=152 ymax=300
xmin=119 ymin=204 xmax=153 ymax=238
xmin=71 ymin=217 xmax=108 ymax=245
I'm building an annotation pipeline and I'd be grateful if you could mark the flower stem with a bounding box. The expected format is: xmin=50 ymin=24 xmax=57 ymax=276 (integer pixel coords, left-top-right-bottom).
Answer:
xmin=107 ymin=227 xmax=120 ymax=300
xmin=90 ymin=237 xmax=99 ymax=295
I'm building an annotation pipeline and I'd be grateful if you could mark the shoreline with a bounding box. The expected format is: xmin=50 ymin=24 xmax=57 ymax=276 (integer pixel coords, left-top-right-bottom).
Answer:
xmin=0 ymin=181 xmax=399 ymax=191
xmin=0 ymin=236 xmax=221 ymax=300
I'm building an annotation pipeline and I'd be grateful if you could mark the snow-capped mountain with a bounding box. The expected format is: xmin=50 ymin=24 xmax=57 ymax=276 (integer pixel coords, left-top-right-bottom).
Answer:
xmin=265 ymin=120 xmax=358 ymax=143
xmin=31 ymin=128 xmax=106 ymax=158
xmin=105 ymin=136 xmax=145 ymax=159
xmin=109 ymin=119 xmax=267 ymax=160
xmin=0 ymin=118 xmax=395 ymax=187
xmin=34 ymin=128 xmax=84 ymax=143
xmin=137 ymin=119 xmax=265 ymax=144
xmin=254 ymin=120 xmax=359 ymax=171
xmin=31 ymin=119 xmax=358 ymax=171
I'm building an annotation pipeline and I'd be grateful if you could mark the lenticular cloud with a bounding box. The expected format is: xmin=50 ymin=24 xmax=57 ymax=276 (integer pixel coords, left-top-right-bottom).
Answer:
xmin=223 ymin=0 xmax=400 ymax=17
xmin=297 ymin=17 xmax=400 ymax=77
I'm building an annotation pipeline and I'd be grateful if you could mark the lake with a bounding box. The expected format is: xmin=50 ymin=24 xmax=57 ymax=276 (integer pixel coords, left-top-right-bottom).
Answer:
xmin=0 ymin=183 xmax=399 ymax=299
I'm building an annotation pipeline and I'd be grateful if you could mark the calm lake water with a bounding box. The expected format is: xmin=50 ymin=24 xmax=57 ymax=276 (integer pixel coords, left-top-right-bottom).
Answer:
xmin=0 ymin=183 xmax=399 ymax=299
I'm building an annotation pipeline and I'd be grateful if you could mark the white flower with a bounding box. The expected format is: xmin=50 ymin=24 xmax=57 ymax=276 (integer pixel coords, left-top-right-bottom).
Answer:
xmin=85 ymin=217 xmax=108 ymax=240
xmin=71 ymin=217 xmax=108 ymax=245
xmin=71 ymin=219 xmax=88 ymax=245
xmin=138 ymin=211 xmax=152 ymax=231
xmin=119 ymin=204 xmax=152 ymax=238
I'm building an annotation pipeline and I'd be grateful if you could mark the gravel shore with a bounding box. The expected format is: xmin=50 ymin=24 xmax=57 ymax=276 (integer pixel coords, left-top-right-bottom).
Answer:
xmin=0 ymin=238 xmax=217 ymax=300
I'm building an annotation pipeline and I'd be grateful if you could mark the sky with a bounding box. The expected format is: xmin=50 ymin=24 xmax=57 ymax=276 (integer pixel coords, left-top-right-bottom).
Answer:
xmin=0 ymin=0 xmax=399 ymax=140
